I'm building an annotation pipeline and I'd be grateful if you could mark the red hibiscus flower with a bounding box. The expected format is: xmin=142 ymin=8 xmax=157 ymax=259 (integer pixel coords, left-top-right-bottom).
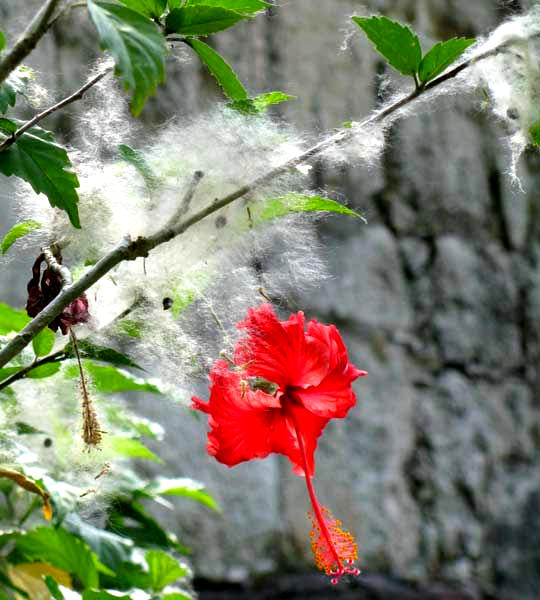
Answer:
xmin=192 ymin=303 xmax=367 ymax=583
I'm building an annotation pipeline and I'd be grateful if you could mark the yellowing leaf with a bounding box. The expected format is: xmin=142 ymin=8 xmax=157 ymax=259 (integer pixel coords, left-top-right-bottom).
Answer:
xmin=0 ymin=468 xmax=52 ymax=520
xmin=7 ymin=563 xmax=71 ymax=600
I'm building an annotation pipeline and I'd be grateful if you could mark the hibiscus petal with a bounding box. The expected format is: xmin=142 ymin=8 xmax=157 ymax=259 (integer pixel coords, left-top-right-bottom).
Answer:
xmin=191 ymin=360 xmax=280 ymax=467
xmin=267 ymin=403 xmax=329 ymax=477
xmin=294 ymin=366 xmax=360 ymax=418
xmin=235 ymin=303 xmax=330 ymax=389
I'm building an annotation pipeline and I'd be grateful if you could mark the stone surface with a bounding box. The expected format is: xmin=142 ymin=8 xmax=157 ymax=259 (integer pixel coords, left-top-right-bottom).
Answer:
xmin=1 ymin=1 xmax=540 ymax=599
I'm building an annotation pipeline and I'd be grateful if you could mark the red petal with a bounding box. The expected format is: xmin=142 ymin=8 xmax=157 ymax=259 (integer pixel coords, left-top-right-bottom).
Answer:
xmin=191 ymin=360 xmax=281 ymax=467
xmin=294 ymin=366 xmax=361 ymax=418
xmin=267 ymin=402 xmax=329 ymax=476
xmin=235 ymin=304 xmax=329 ymax=389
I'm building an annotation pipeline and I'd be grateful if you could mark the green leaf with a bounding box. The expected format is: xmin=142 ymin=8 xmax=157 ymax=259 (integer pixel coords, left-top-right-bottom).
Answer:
xmin=165 ymin=6 xmax=249 ymax=36
xmin=16 ymin=526 xmax=99 ymax=588
xmin=44 ymin=576 xmax=65 ymax=600
xmin=253 ymin=193 xmax=366 ymax=224
xmin=87 ymin=0 xmax=167 ymax=116
xmin=0 ymin=303 xmax=30 ymax=334
xmin=83 ymin=592 xmax=131 ymax=600
xmin=118 ymin=144 xmax=159 ymax=193
xmin=1 ymin=220 xmax=41 ymax=254
xmin=149 ymin=477 xmax=220 ymax=511
xmin=66 ymin=361 xmax=161 ymax=393
xmin=170 ymin=265 xmax=213 ymax=317
xmin=352 ymin=15 xmax=421 ymax=77
xmin=230 ymin=91 xmax=295 ymax=114
xmin=64 ymin=513 xmax=133 ymax=573
xmin=116 ymin=319 xmax=142 ymax=338
xmin=0 ymin=366 xmax=22 ymax=382
xmin=167 ymin=0 xmax=183 ymax=8
xmin=146 ymin=550 xmax=188 ymax=592
xmin=32 ymin=327 xmax=55 ymax=358
xmin=0 ymin=32 xmax=5 ymax=52
xmin=0 ymin=67 xmax=32 ymax=114
xmin=0 ymin=120 xmax=80 ymax=228
xmin=109 ymin=436 xmax=162 ymax=462
xmin=530 ymin=120 xmax=540 ymax=146
xmin=164 ymin=593 xmax=192 ymax=600
xmin=106 ymin=405 xmax=164 ymax=439
xmin=187 ymin=39 xmax=247 ymax=100
xmin=106 ymin=499 xmax=186 ymax=553
xmin=185 ymin=0 xmax=269 ymax=13
xmin=117 ymin=0 xmax=166 ymax=18
xmin=64 ymin=339 xmax=143 ymax=370
xmin=27 ymin=362 xmax=61 ymax=379
xmin=15 ymin=421 xmax=46 ymax=435
xmin=418 ymin=37 xmax=475 ymax=83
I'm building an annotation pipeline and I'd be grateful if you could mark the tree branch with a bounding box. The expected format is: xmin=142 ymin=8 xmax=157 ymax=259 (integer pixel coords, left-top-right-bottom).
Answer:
xmin=0 ymin=40 xmax=517 ymax=368
xmin=0 ymin=68 xmax=111 ymax=152
xmin=0 ymin=0 xmax=63 ymax=85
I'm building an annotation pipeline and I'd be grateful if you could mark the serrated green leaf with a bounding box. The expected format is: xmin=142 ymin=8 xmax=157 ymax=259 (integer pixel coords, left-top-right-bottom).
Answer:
xmin=146 ymin=550 xmax=188 ymax=592
xmin=230 ymin=91 xmax=295 ymax=114
xmin=0 ymin=302 xmax=31 ymax=334
xmin=68 ymin=361 xmax=161 ymax=393
xmin=418 ymin=37 xmax=475 ymax=83
xmin=1 ymin=220 xmax=41 ymax=254
xmin=16 ymin=527 xmax=99 ymax=589
xmin=27 ymin=362 xmax=61 ymax=379
xmin=118 ymin=0 xmax=166 ymax=18
xmin=530 ymin=120 xmax=540 ymax=146
xmin=64 ymin=339 xmax=143 ymax=370
xmin=44 ymin=576 xmax=65 ymax=600
xmin=0 ymin=119 xmax=80 ymax=228
xmin=253 ymin=193 xmax=366 ymax=224
xmin=149 ymin=477 xmax=220 ymax=511
xmin=185 ymin=0 xmax=269 ymax=13
xmin=165 ymin=6 xmax=249 ymax=36
xmin=87 ymin=0 xmax=167 ymax=116
xmin=109 ymin=436 xmax=162 ymax=462
xmin=32 ymin=327 xmax=55 ymax=357
xmin=118 ymin=143 xmax=159 ymax=193
xmin=187 ymin=39 xmax=247 ymax=100
xmin=353 ymin=15 xmax=421 ymax=77
xmin=64 ymin=513 xmax=132 ymax=573
xmin=0 ymin=67 xmax=32 ymax=114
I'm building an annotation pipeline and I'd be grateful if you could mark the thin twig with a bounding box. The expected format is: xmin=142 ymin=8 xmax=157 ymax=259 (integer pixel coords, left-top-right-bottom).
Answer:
xmin=0 ymin=0 xmax=63 ymax=85
xmin=0 ymin=350 xmax=66 ymax=391
xmin=166 ymin=170 xmax=205 ymax=227
xmin=0 ymin=39 xmax=520 ymax=368
xmin=42 ymin=245 xmax=72 ymax=287
xmin=0 ymin=297 xmax=142 ymax=392
xmin=0 ymin=68 xmax=111 ymax=152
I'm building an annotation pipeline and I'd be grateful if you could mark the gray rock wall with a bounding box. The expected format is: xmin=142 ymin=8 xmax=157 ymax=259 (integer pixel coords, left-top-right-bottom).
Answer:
xmin=2 ymin=1 xmax=540 ymax=598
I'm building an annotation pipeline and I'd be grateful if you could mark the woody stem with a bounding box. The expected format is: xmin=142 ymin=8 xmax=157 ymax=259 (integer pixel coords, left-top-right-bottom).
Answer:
xmin=289 ymin=411 xmax=343 ymax=571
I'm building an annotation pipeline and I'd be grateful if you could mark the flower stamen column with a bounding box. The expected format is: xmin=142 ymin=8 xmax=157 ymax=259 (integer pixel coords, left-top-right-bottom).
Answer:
xmin=290 ymin=409 xmax=360 ymax=584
